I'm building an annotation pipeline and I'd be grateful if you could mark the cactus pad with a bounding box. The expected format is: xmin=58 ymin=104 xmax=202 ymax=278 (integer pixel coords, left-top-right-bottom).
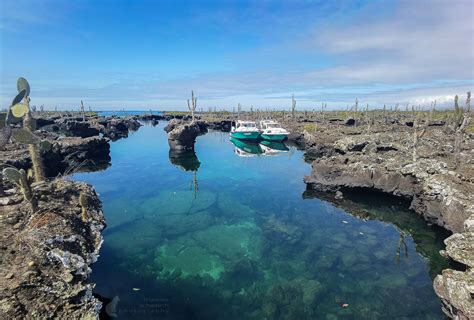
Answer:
xmin=12 ymin=89 xmax=27 ymax=106
xmin=11 ymin=128 xmax=40 ymax=144
xmin=0 ymin=125 xmax=12 ymax=149
xmin=11 ymin=103 xmax=29 ymax=118
xmin=39 ymin=140 xmax=52 ymax=151
xmin=17 ymin=77 xmax=30 ymax=96
xmin=3 ymin=167 xmax=22 ymax=186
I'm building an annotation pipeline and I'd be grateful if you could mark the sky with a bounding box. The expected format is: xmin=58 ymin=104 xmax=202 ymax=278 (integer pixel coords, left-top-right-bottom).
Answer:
xmin=0 ymin=0 xmax=473 ymax=111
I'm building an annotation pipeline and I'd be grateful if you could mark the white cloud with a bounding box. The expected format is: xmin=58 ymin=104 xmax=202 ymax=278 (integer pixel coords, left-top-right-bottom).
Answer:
xmin=312 ymin=0 xmax=474 ymax=82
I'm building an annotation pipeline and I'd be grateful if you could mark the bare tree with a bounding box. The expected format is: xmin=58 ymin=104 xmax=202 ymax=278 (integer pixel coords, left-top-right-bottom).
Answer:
xmin=291 ymin=94 xmax=296 ymax=120
xmin=365 ymin=103 xmax=371 ymax=133
xmin=453 ymin=92 xmax=471 ymax=169
xmin=412 ymin=111 xmax=428 ymax=163
xmin=429 ymin=100 xmax=436 ymax=125
xmin=187 ymin=90 xmax=197 ymax=122
xmin=353 ymin=98 xmax=359 ymax=121
xmin=80 ymin=100 xmax=85 ymax=122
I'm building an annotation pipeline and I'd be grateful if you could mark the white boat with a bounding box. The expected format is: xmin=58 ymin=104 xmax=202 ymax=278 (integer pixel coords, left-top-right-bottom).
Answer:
xmin=230 ymin=120 xmax=261 ymax=141
xmin=258 ymin=120 xmax=289 ymax=142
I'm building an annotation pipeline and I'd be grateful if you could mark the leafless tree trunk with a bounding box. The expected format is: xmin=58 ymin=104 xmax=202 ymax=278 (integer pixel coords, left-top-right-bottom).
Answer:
xmin=187 ymin=90 xmax=197 ymax=122
xmin=453 ymin=92 xmax=471 ymax=169
xmin=291 ymin=94 xmax=296 ymax=121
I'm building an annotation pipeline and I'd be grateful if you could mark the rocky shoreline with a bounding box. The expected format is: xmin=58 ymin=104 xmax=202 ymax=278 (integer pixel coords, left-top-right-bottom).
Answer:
xmin=1 ymin=111 xmax=473 ymax=318
xmin=296 ymin=119 xmax=473 ymax=319
xmin=1 ymin=113 xmax=140 ymax=319
xmin=1 ymin=179 xmax=105 ymax=319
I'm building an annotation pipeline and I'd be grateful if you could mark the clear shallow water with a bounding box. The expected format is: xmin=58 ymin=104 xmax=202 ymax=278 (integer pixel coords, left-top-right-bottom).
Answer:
xmin=73 ymin=122 xmax=448 ymax=319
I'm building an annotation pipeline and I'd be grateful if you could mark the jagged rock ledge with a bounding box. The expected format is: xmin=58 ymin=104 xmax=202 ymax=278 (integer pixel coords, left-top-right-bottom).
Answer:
xmin=0 ymin=179 xmax=105 ymax=319
xmin=1 ymin=135 xmax=111 ymax=177
xmin=38 ymin=114 xmax=141 ymax=141
xmin=433 ymin=214 xmax=474 ymax=319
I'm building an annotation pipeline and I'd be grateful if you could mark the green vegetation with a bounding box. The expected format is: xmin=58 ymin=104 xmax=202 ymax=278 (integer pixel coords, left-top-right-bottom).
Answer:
xmin=163 ymin=111 xmax=189 ymax=117
xmin=303 ymin=123 xmax=317 ymax=133
xmin=2 ymin=167 xmax=37 ymax=212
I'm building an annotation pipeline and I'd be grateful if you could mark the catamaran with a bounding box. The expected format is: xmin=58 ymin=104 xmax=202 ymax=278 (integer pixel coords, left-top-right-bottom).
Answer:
xmin=230 ymin=120 xmax=261 ymax=141
xmin=258 ymin=120 xmax=289 ymax=142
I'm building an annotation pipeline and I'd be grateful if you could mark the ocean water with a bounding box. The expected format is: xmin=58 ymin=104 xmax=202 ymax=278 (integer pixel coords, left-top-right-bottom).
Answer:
xmin=97 ymin=110 xmax=162 ymax=117
xmin=72 ymin=122 xmax=448 ymax=319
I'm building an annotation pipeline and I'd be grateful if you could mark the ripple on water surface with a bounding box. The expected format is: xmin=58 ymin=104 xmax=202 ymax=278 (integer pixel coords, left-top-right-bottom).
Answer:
xmin=73 ymin=122 xmax=448 ymax=320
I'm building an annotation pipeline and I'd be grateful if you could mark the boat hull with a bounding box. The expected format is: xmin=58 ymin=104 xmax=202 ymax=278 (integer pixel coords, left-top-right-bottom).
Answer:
xmin=230 ymin=131 xmax=260 ymax=141
xmin=260 ymin=133 xmax=288 ymax=142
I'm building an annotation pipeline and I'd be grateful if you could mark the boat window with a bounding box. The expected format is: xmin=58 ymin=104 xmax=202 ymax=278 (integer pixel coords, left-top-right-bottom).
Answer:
xmin=266 ymin=123 xmax=281 ymax=128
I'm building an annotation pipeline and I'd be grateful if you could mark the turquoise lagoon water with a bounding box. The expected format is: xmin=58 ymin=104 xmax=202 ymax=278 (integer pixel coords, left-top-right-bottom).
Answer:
xmin=72 ymin=122 xmax=448 ymax=319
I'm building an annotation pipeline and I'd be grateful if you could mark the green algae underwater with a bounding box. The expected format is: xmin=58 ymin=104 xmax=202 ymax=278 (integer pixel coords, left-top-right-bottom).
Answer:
xmin=72 ymin=121 xmax=449 ymax=320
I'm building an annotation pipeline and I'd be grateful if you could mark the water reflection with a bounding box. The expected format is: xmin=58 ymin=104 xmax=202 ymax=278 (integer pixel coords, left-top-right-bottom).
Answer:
xmin=169 ymin=149 xmax=200 ymax=198
xmin=168 ymin=149 xmax=200 ymax=171
xmin=230 ymin=138 xmax=289 ymax=157
xmin=260 ymin=140 xmax=289 ymax=156
xmin=230 ymin=137 xmax=262 ymax=157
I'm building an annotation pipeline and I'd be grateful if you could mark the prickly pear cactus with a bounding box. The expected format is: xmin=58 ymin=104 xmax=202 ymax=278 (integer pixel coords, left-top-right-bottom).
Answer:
xmin=3 ymin=167 xmax=22 ymax=186
xmin=17 ymin=77 xmax=30 ymax=96
xmin=4 ymin=77 xmax=45 ymax=182
xmin=11 ymin=128 xmax=40 ymax=144
xmin=11 ymin=90 xmax=27 ymax=107
xmin=0 ymin=125 xmax=12 ymax=150
xmin=11 ymin=103 xmax=29 ymax=118
xmin=79 ymin=192 xmax=89 ymax=222
xmin=2 ymin=167 xmax=37 ymax=212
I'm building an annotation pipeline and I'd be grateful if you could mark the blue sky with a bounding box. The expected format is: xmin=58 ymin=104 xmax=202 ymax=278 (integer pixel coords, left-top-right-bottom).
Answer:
xmin=0 ymin=0 xmax=473 ymax=110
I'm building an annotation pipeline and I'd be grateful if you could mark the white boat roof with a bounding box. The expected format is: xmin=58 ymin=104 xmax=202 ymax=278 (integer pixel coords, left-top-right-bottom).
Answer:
xmin=236 ymin=120 xmax=257 ymax=124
